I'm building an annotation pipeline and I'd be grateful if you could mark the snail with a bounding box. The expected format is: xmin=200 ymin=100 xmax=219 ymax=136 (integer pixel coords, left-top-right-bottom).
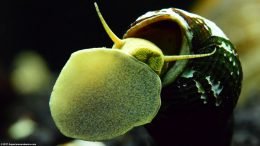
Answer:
xmin=49 ymin=2 xmax=242 ymax=145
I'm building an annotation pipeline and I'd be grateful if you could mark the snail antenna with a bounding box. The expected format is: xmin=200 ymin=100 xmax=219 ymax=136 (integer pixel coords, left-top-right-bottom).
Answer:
xmin=94 ymin=2 xmax=124 ymax=48
xmin=164 ymin=48 xmax=216 ymax=62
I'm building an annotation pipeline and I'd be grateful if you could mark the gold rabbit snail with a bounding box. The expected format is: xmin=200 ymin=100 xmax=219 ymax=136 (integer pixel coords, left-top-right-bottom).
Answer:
xmin=49 ymin=3 xmax=242 ymax=143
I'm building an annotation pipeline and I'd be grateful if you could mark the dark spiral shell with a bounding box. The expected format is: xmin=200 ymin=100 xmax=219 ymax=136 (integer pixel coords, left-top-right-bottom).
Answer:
xmin=124 ymin=8 xmax=242 ymax=146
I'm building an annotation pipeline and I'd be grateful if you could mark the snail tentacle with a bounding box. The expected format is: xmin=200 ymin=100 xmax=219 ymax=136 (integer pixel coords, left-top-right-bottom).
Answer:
xmin=94 ymin=2 xmax=124 ymax=48
xmin=164 ymin=48 xmax=216 ymax=62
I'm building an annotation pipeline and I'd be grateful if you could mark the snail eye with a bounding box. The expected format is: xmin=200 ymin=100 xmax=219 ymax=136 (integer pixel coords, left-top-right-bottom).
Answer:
xmin=49 ymin=48 xmax=161 ymax=140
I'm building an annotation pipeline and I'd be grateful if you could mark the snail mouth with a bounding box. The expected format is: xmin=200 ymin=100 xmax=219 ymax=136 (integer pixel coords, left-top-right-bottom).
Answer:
xmin=123 ymin=15 xmax=184 ymax=56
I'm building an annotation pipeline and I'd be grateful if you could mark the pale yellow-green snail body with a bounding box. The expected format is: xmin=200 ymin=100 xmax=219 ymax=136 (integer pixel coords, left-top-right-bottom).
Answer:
xmin=49 ymin=3 xmax=242 ymax=145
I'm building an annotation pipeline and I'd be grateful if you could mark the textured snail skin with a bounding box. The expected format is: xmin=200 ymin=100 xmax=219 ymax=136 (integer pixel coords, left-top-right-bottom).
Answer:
xmin=124 ymin=8 xmax=242 ymax=146
xmin=49 ymin=48 xmax=161 ymax=140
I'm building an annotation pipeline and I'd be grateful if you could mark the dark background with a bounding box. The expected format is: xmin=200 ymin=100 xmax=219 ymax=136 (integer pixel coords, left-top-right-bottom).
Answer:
xmin=1 ymin=0 xmax=259 ymax=146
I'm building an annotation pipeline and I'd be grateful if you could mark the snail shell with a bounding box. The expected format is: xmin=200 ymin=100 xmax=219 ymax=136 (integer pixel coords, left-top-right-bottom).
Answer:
xmin=124 ymin=8 xmax=242 ymax=109
xmin=123 ymin=8 xmax=242 ymax=145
